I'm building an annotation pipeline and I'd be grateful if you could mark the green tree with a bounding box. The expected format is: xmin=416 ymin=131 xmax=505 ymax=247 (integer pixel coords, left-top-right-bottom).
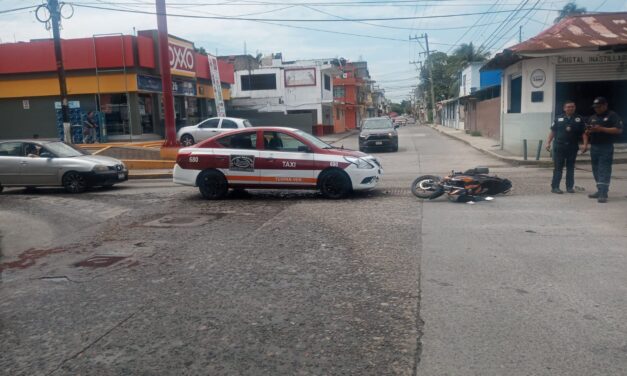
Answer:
xmin=554 ymin=2 xmax=586 ymax=23
xmin=451 ymin=43 xmax=490 ymax=67
xmin=418 ymin=52 xmax=457 ymax=109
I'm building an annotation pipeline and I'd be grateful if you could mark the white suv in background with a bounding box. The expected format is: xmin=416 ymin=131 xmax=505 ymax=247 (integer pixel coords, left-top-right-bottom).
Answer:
xmin=177 ymin=117 xmax=253 ymax=146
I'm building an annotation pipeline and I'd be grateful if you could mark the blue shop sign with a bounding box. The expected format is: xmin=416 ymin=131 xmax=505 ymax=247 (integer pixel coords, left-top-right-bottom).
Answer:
xmin=137 ymin=75 xmax=196 ymax=96
xmin=137 ymin=75 xmax=163 ymax=93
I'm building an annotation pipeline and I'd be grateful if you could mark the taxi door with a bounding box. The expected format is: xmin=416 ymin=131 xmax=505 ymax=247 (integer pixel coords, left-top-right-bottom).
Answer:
xmin=213 ymin=130 xmax=261 ymax=186
xmin=258 ymin=131 xmax=315 ymax=187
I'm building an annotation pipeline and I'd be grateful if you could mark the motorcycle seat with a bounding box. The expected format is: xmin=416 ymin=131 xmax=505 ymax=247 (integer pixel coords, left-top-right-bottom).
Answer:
xmin=464 ymin=167 xmax=489 ymax=175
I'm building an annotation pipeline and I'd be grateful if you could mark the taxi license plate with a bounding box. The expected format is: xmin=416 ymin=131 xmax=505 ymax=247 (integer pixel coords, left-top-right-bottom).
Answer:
xmin=118 ymin=172 xmax=125 ymax=180
xmin=375 ymin=141 xmax=383 ymax=145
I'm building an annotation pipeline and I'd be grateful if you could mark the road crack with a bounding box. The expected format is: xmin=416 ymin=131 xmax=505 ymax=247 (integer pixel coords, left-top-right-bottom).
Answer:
xmin=46 ymin=308 xmax=142 ymax=375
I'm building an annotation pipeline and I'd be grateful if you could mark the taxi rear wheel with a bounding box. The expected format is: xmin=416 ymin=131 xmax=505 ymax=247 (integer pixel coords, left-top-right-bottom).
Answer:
xmin=197 ymin=170 xmax=228 ymax=200
xmin=319 ymin=169 xmax=351 ymax=199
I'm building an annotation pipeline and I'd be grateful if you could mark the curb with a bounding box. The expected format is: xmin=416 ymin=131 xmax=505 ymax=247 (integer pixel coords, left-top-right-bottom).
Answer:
xmin=128 ymin=173 xmax=172 ymax=180
xmin=429 ymin=126 xmax=627 ymax=167
xmin=430 ymin=126 xmax=554 ymax=167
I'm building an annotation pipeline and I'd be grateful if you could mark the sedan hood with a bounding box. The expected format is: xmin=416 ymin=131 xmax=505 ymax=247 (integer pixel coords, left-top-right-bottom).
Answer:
xmin=322 ymin=148 xmax=368 ymax=158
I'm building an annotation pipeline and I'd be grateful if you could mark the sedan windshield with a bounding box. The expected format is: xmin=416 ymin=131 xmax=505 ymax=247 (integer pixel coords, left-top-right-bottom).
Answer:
xmin=293 ymin=130 xmax=333 ymax=149
xmin=44 ymin=142 xmax=88 ymax=157
xmin=363 ymin=119 xmax=393 ymax=129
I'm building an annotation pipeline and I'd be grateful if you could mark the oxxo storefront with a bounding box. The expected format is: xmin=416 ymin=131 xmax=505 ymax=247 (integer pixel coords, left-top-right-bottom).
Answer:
xmin=497 ymin=52 xmax=627 ymax=156
xmin=0 ymin=32 xmax=233 ymax=142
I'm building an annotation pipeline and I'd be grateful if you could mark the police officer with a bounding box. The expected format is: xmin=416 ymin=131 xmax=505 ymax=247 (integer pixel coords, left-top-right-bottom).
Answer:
xmin=546 ymin=100 xmax=586 ymax=194
xmin=586 ymin=97 xmax=624 ymax=203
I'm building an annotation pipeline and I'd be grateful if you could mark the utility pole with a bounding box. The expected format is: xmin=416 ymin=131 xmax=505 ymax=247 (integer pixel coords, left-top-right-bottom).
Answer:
xmin=37 ymin=0 xmax=72 ymax=143
xmin=155 ymin=0 xmax=177 ymax=147
xmin=410 ymin=34 xmax=437 ymax=124
xmin=519 ymin=25 xmax=522 ymax=43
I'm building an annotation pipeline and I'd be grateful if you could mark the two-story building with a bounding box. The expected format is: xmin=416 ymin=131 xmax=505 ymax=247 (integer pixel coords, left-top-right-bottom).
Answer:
xmin=333 ymin=61 xmax=372 ymax=133
xmin=229 ymin=54 xmax=341 ymax=134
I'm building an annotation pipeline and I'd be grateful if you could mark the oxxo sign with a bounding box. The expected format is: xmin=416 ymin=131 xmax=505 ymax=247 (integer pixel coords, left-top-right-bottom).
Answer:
xmin=168 ymin=37 xmax=196 ymax=77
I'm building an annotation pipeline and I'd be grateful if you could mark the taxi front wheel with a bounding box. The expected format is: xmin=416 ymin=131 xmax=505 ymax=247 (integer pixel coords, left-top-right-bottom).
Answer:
xmin=198 ymin=170 xmax=228 ymax=200
xmin=319 ymin=169 xmax=351 ymax=199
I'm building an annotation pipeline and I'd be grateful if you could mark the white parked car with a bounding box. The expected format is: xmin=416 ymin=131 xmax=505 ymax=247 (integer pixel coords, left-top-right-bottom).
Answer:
xmin=177 ymin=117 xmax=253 ymax=146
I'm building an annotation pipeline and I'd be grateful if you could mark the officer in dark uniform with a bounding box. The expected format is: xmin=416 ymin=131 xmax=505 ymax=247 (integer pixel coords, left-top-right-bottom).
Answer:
xmin=586 ymin=97 xmax=624 ymax=203
xmin=546 ymin=100 xmax=586 ymax=194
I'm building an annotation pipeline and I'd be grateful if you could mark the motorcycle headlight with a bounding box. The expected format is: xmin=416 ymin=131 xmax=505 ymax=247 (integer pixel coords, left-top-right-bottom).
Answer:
xmin=92 ymin=164 xmax=109 ymax=172
xmin=344 ymin=156 xmax=374 ymax=169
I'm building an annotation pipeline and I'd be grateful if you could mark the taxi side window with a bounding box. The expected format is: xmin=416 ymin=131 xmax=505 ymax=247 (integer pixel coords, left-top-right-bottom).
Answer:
xmin=0 ymin=142 xmax=24 ymax=157
xmin=263 ymin=132 xmax=309 ymax=152
xmin=217 ymin=132 xmax=257 ymax=150
xmin=199 ymin=118 xmax=220 ymax=128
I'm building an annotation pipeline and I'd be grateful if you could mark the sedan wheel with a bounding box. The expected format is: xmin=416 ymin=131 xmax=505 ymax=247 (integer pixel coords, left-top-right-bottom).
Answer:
xmin=62 ymin=172 xmax=87 ymax=193
xmin=319 ymin=170 xmax=351 ymax=199
xmin=197 ymin=170 xmax=228 ymax=200
xmin=180 ymin=134 xmax=195 ymax=147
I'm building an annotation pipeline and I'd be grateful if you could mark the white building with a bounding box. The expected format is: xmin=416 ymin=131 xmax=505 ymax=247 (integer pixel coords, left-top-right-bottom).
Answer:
xmin=459 ymin=62 xmax=483 ymax=97
xmin=440 ymin=62 xmax=484 ymax=129
xmin=484 ymin=12 xmax=627 ymax=156
xmin=230 ymin=54 xmax=341 ymax=126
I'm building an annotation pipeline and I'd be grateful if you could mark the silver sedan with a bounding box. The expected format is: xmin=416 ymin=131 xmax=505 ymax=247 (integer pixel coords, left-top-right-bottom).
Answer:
xmin=0 ymin=140 xmax=128 ymax=193
xmin=177 ymin=117 xmax=252 ymax=146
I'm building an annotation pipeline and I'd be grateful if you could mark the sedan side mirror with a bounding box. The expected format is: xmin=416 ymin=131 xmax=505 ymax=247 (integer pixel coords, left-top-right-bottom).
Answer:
xmin=297 ymin=145 xmax=312 ymax=153
xmin=40 ymin=151 xmax=54 ymax=158
xmin=394 ymin=124 xmax=400 ymax=129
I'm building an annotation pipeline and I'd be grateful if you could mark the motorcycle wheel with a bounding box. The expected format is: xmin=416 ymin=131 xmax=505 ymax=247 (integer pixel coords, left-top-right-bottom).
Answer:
xmin=411 ymin=175 xmax=444 ymax=199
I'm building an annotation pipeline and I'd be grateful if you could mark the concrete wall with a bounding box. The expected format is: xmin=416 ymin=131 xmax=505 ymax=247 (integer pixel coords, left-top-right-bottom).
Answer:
xmin=476 ymin=97 xmax=500 ymax=140
xmin=227 ymin=110 xmax=313 ymax=134
xmin=502 ymin=112 xmax=552 ymax=157
xmin=501 ymin=57 xmax=555 ymax=155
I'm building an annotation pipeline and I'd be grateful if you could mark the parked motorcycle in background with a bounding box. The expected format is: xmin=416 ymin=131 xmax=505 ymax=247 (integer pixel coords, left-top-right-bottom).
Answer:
xmin=411 ymin=167 xmax=512 ymax=203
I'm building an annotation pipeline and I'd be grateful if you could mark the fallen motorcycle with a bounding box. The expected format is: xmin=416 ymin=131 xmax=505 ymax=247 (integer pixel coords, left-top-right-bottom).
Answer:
xmin=411 ymin=167 xmax=512 ymax=202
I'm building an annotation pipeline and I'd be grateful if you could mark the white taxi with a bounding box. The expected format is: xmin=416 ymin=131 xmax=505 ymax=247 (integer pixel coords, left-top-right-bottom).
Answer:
xmin=173 ymin=127 xmax=383 ymax=199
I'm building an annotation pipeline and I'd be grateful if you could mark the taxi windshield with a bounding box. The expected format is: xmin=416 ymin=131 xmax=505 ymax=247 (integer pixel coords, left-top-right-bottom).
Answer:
xmin=293 ymin=130 xmax=332 ymax=149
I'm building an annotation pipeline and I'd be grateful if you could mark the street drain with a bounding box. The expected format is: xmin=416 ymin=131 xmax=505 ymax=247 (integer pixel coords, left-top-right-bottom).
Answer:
xmin=143 ymin=214 xmax=216 ymax=228
xmin=74 ymin=256 xmax=127 ymax=268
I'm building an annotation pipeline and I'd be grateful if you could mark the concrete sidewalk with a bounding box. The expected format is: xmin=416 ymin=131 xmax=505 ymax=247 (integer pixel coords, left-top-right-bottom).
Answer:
xmin=430 ymin=124 xmax=627 ymax=167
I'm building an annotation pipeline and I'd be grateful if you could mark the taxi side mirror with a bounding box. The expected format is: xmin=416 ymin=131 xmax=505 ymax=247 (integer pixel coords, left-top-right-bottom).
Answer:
xmin=297 ymin=145 xmax=311 ymax=153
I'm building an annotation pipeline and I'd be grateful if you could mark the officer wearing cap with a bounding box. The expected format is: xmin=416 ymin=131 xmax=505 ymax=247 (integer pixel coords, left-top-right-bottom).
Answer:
xmin=586 ymin=97 xmax=624 ymax=203
xmin=546 ymin=100 xmax=587 ymax=194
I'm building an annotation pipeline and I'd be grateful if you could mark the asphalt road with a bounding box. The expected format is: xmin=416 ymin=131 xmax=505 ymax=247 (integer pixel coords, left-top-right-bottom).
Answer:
xmin=1 ymin=125 xmax=626 ymax=375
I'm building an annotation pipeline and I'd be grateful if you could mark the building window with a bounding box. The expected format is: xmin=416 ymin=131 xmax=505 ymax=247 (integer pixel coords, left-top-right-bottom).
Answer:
xmin=336 ymin=108 xmax=340 ymax=120
xmin=509 ymin=75 xmax=522 ymax=113
xmin=324 ymin=75 xmax=331 ymax=91
xmin=333 ymin=86 xmax=345 ymax=98
xmin=241 ymin=74 xmax=277 ymax=91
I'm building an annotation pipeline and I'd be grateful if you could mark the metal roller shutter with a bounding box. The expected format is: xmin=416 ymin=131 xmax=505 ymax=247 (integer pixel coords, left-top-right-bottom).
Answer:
xmin=556 ymin=63 xmax=627 ymax=82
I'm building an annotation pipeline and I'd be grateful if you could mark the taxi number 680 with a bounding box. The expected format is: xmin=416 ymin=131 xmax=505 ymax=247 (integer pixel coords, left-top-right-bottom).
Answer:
xmin=189 ymin=156 xmax=199 ymax=163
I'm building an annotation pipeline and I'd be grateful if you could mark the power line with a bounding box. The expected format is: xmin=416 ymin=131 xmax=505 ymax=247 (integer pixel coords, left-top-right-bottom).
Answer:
xmin=0 ymin=5 xmax=38 ymax=14
xmin=484 ymin=0 xmax=542 ymax=51
xmin=477 ymin=0 xmax=529 ymax=52
xmin=68 ymin=3 xmax=555 ymax=22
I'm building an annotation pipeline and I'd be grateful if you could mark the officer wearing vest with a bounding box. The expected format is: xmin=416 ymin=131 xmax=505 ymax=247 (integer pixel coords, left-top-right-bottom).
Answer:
xmin=546 ymin=100 xmax=586 ymax=194
xmin=586 ymin=97 xmax=624 ymax=203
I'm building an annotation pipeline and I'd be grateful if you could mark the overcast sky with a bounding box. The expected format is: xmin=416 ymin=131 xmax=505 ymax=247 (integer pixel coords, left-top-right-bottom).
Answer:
xmin=1 ymin=0 xmax=625 ymax=101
